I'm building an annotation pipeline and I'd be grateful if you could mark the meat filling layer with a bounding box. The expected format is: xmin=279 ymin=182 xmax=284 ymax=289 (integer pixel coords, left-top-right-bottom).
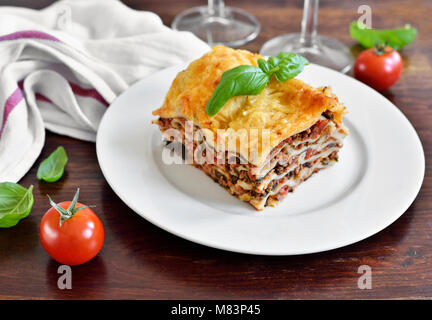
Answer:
xmin=154 ymin=114 xmax=347 ymax=210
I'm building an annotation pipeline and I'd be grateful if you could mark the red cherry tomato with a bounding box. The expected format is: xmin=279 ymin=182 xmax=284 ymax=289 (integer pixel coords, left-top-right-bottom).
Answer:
xmin=40 ymin=190 xmax=104 ymax=266
xmin=354 ymin=46 xmax=402 ymax=91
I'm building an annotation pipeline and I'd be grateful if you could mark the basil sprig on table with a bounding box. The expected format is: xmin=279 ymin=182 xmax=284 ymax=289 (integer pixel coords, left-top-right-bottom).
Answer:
xmin=37 ymin=146 xmax=68 ymax=182
xmin=350 ymin=21 xmax=417 ymax=50
xmin=205 ymin=52 xmax=309 ymax=116
xmin=0 ymin=182 xmax=34 ymax=228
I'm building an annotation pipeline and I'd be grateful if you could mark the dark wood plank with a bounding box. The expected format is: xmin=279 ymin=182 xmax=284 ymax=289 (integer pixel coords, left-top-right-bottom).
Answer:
xmin=0 ymin=0 xmax=431 ymax=299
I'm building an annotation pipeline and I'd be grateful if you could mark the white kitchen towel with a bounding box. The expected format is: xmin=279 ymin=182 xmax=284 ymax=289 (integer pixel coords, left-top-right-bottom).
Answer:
xmin=0 ymin=0 xmax=210 ymax=183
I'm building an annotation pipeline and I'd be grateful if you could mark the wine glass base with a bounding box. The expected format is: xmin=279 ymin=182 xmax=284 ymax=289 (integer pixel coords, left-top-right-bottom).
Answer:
xmin=171 ymin=6 xmax=260 ymax=47
xmin=260 ymin=34 xmax=353 ymax=73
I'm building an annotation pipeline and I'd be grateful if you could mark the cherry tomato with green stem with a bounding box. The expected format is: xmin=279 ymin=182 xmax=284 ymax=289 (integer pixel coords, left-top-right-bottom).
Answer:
xmin=354 ymin=45 xmax=403 ymax=91
xmin=40 ymin=189 xmax=104 ymax=266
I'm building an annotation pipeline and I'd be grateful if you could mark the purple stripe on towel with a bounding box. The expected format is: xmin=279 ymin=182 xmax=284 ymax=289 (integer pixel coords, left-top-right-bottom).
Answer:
xmin=0 ymin=30 xmax=60 ymax=42
xmin=0 ymin=87 xmax=24 ymax=138
xmin=69 ymin=82 xmax=109 ymax=107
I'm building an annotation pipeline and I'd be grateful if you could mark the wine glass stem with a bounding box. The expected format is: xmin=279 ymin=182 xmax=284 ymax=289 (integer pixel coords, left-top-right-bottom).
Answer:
xmin=208 ymin=0 xmax=225 ymax=17
xmin=300 ymin=0 xmax=319 ymax=47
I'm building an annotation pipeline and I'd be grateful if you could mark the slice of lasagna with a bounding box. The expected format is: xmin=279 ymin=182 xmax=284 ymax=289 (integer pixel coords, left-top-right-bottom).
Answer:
xmin=152 ymin=46 xmax=348 ymax=210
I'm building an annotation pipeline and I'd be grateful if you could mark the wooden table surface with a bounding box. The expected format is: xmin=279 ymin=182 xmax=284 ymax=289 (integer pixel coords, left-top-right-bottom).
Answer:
xmin=1 ymin=0 xmax=431 ymax=299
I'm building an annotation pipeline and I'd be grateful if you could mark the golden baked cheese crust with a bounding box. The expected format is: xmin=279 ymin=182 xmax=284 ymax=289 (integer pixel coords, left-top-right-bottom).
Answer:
xmin=152 ymin=45 xmax=347 ymax=166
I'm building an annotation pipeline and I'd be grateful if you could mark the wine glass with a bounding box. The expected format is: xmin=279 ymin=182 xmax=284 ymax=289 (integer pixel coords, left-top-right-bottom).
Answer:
xmin=260 ymin=0 xmax=353 ymax=73
xmin=171 ymin=0 xmax=260 ymax=47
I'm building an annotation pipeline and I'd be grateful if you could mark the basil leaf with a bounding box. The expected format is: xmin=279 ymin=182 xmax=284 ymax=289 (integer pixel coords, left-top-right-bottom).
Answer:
xmin=37 ymin=146 xmax=68 ymax=182
xmin=266 ymin=56 xmax=280 ymax=70
xmin=205 ymin=65 xmax=270 ymax=116
xmin=273 ymin=52 xmax=309 ymax=82
xmin=350 ymin=21 xmax=417 ymax=50
xmin=205 ymin=52 xmax=308 ymax=116
xmin=0 ymin=183 xmax=34 ymax=228
xmin=257 ymin=59 xmax=270 ymax=73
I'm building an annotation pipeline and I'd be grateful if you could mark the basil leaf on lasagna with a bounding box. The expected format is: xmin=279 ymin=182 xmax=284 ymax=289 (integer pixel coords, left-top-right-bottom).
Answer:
xmin=272 ymin=52 xmax=309 ymax=82
xmin=205 ymin=65 xmax=270 ymax=116
xmin=205 ymin=52 xmax=309 ymax=116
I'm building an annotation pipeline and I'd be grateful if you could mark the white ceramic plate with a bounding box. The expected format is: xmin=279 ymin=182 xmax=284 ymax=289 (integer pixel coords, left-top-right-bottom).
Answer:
xmin=96 ymin=63 xmax=425 ymax=255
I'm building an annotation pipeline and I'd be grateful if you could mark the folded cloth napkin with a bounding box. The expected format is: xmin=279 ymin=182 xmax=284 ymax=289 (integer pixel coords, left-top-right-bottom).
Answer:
xmin=0 ymin=0 xmax=210 ymax=182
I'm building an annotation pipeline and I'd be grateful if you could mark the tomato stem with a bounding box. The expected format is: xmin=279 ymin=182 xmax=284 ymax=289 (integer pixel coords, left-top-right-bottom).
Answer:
xmin=47 ymin=188 xmax=94 ymax=227
xmin=374 ymin=42 xmax=393 ymax=56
